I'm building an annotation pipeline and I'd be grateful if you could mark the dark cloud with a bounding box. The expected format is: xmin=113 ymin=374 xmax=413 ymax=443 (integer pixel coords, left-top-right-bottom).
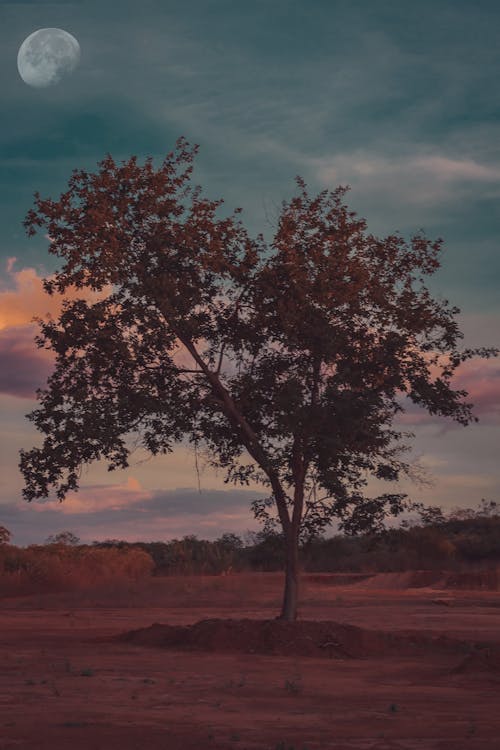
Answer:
xmin=0 ymin=486 xmax=264 ymax=546
xmin=145 ymin=487 xmax=265 ymax=516
xmin=0 ymin=326 xmax=51 ymax=398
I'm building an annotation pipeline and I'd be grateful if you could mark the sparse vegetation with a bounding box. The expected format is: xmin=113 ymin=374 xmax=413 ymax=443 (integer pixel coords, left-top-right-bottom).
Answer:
xmin=90 ymin=500 xmax=500 ymax=575
xmin=284 ymin=675 xmax=303 ymax=694
xmin=45 ymin=530 xmax=81 ymax=546
xmin=0 ymin=525 xmax=11 ymax=545
xmin=0 ymin=540 xmax=154 ymax=595
xmin=1 ymin=500 xmax=498 ymax=596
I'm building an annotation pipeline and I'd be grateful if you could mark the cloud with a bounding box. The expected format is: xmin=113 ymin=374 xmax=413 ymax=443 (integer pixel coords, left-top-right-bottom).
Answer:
xmin=452 ymin=358 xmax=500 ymax=424
xmin=397 ymin=357 xmax=500 ymax=429
xmin=1 ymin=482 xmax=264 ymax=545
xmin=0 ymin=262 xmax=52 ymax=330
xmin=31 ymin=478 xmax=264 ymax=518
xmin=0 ymin=260 xmax=57 ymax=397
xmin=0 ymin=325 xmax=52 ymax=398
xmin=0 ymin=258 xmax=106 ymax=331
xmin=0 ymin=260 xmax=111 ymax=398
xmin=412 ymin=156 xmax=500 ymax=182
xmin=32 ymin=475 xmax=153 ymax=514
xmin=313 ymin=151 xmax=500 ymax=212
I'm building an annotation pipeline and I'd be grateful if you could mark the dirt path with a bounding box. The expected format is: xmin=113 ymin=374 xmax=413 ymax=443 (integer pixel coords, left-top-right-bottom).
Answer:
xmin=1 ymin=574 xmax=499 ymax=749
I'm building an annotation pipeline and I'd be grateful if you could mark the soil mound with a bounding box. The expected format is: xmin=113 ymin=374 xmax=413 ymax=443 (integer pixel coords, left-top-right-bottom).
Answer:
xmin=116 ymin=618 xmax=478 ymax=660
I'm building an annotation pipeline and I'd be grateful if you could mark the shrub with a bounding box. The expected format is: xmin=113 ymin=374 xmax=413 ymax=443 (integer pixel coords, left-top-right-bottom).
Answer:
xmin=0 ymin=526 xmax=11 ymax=545
xmin=0 ymin=542 xmax=154 ymax=595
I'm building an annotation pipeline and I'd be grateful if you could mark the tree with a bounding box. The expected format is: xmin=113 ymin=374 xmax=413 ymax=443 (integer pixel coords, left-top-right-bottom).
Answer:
xmin=20 ymin=138 xmax=497 ymax=620
xmin=45 ymin=530 xmax=80 ymax=546
xmin=0 ymin=525 xmax=11 ymax=545
xmin=216 ymin=532 xmax=244 ymax=551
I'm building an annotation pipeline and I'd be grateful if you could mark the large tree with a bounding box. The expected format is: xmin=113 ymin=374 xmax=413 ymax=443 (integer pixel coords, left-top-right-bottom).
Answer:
xmin=20 ymin=138 xmax=497 ymax=620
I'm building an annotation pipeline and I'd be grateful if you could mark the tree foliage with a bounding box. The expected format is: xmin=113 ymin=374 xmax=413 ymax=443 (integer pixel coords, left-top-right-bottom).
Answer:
xmin=45 ymin=530 xmax=81 ymax=546
xmin=19 ymin=138 xmax=497 ymax=618
xmin=0 ymin=526 xmax=11 ymax=545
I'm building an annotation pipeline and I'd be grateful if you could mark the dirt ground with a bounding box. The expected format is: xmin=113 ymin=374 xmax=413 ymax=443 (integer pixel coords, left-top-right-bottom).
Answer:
xmin=1 ymin=571 xmax=500 ymax=750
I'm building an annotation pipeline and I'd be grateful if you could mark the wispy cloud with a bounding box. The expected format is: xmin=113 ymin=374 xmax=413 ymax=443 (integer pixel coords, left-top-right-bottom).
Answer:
xmin=312 ymin=151 xmax=500 ymax=212
xmin=2 ymin=484 xmax=263 ymax=545
xmin=33 ymin=481 xmax=264 ymax=518
xmin=32 ymin=476 xmax=153 ymax=514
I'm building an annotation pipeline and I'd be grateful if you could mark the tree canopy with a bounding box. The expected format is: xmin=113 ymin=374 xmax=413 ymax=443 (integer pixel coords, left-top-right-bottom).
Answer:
xmin=0 ymin=526 xmax=11 ymax=545
xmin=45 ymin=530 xmax=81 ymax=546
xmin=20 ymin=138 xmax=497 ymax=619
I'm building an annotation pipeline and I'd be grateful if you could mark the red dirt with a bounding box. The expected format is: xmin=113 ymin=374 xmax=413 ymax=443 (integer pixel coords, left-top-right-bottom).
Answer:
xmin=117 ymin=617 xmax=486 ymax=660
xmin=342 ymin=569 xmax=500 ymax=591
xmin=1 ymin=570 xmax=500 ymax=749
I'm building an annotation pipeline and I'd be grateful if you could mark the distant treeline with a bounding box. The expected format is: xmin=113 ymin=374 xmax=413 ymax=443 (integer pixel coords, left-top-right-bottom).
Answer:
xmin=1 ymin=502 xmax=499 ymax=589
xmin=92 ymin=501 xmax=500 ymax=575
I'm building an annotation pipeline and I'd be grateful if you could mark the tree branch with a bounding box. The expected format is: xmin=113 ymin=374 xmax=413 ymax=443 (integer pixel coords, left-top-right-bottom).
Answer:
xmin=158 ymin=300 xmax=291 ymax=529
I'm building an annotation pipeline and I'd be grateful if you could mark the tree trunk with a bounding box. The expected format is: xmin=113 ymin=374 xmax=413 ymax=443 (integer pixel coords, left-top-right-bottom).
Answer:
xmin=278 ymin=526 xmax=300 ymax=621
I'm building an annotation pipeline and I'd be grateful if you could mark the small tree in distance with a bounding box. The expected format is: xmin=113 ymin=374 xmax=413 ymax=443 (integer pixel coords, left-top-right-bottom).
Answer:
xmin=0 ymin=526 xmax=11 ymax=545
xmin=20 ymin=138 xmax=497 ymax=620
xmin=45 ymin=530 xmax=81 ymax=546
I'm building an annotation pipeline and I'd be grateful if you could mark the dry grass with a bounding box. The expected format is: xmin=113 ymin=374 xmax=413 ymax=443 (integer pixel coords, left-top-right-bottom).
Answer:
xmin=0 ymin=543 xmax=154 ymax=597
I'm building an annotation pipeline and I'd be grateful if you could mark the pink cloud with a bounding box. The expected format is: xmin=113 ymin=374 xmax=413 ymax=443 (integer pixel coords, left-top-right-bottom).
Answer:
xmin=32 ymin=476 xmax=153 ymax=515
xmin=6 ymin=484 xmax=261 ymax=544
xmin=0 ymin=260 xmax=111 ymax=399
xmin=398 ymin=358 xmax=500 ymax=428
xmin=0 ymin=258 xmax=107 ymax=330
xmin=0 ymin=261 xmax=60 ymax=330
xmin=452 ymin=358 xmax=500 ymax=423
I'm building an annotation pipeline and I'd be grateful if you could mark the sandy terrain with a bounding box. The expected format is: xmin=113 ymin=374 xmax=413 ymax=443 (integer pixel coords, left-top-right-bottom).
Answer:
xmin=1 ymin=571 xmax=500 ymax=749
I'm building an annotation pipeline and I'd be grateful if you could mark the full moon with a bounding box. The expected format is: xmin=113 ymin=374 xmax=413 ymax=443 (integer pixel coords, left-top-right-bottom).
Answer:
xmin=17 ymin=28 xmax=80 ymax=88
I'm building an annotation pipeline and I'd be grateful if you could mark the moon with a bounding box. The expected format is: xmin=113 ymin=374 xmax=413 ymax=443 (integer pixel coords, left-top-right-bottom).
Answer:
xmin=17 ymin=28 xmax=80 ymax=88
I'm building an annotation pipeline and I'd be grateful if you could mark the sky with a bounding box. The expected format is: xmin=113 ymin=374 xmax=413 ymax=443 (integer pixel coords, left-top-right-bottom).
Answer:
xmin=1 ymin=0 xmax=499 ymax=546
